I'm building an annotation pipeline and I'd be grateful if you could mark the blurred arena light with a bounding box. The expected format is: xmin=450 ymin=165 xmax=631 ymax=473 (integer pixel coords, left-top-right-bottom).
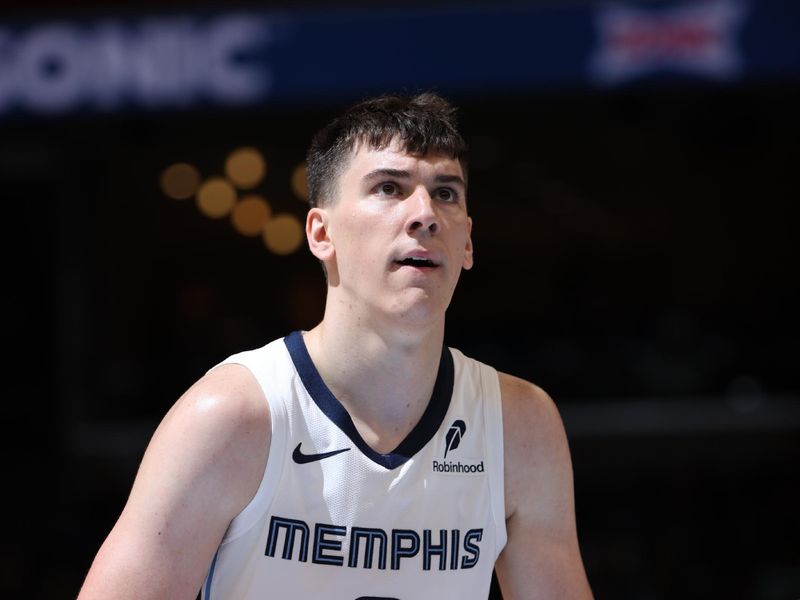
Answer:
xmin=160 ymin=162 xmax=200 ymax=200
xmin=196 ymin=177 xmax=236 ymax=218
xmin=263 ymin=213 xmax=303 ymax=255
xmin=231 ymin=194 xmax=272 ymax=237
xmin=291 ymin=163 xmax=308 ymax=201
xmin=225 ymin=147 xmax=266 ymax=190
xmin=159 ymin=149 xmax=306 ymax=254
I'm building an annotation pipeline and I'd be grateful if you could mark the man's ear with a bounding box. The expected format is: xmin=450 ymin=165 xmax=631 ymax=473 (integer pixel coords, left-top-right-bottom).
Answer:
xmin=462 ymin=216 xmax=474 ymax=270
xmin=306 ymin=207 xmax=334 ymax=261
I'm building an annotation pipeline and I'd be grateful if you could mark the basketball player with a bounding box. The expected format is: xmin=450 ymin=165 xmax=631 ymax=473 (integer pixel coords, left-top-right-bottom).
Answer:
xmin=77 ymin=93 xmax=593 ymax=599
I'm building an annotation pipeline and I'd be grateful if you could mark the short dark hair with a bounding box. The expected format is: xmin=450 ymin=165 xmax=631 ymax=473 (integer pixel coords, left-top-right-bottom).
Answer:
xmin=306 ymin=92 xmax=468 ymax=208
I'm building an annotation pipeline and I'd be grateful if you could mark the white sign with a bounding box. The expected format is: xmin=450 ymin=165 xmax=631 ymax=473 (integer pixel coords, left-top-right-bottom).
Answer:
xmin=0 ymin=13 xmax=272 ymax=115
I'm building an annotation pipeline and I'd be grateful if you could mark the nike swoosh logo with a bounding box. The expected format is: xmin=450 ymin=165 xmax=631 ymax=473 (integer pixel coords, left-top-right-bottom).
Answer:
xmin=292 ymin=442 xmax=350 ymax=464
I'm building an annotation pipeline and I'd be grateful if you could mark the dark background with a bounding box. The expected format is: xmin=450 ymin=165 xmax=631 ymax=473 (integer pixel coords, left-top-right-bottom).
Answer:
xmin=2 ymin=1 xmax=798 ymax=598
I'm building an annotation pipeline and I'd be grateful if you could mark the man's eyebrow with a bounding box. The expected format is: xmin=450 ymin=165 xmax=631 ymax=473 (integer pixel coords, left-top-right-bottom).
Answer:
xmin=434 ymin=174 xmax=466 ymax=188
xmin=362 ymin=168 xmax=411 ymax=182
xmin=361 ymin=169 xmax=466 ymax=188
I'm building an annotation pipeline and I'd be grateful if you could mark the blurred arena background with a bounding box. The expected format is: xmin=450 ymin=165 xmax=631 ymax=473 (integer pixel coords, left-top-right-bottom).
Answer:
xmin=2 ymin=0 xmax=798 ymax=597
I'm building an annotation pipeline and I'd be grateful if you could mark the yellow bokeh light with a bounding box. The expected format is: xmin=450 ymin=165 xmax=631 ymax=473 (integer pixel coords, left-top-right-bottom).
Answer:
xmin=232 ymin=195 xmax=272 ymax=237
xmin=263 ymin=213 xmax=304 ymax=255
xmin=160 ymin=162 xmax=200 ymax=200
xmin=196 ymin=177 xmax=236 ymax=218
xmin=225 ymin=147 xmax=266 ymax=189
xmin=291 ymin=163 xmax=308 ymax=201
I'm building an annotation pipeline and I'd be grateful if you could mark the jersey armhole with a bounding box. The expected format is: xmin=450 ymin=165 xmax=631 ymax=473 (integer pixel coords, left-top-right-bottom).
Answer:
xmin=210 ymin=355 xmax=289 ymax=545
xmin=481 ymin=362 xmax=508 ymax=559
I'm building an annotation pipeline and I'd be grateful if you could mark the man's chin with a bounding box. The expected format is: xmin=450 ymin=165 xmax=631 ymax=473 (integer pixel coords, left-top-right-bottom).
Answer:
xmin=384 ymin=290 xmax=452 ymax=325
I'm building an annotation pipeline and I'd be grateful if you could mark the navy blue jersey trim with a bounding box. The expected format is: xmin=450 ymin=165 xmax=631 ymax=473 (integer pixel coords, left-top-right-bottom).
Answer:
xmin=203 ymin=549 xmax=219 ymax=599
xmin=284 ymin=330 xmax=454 ymax=470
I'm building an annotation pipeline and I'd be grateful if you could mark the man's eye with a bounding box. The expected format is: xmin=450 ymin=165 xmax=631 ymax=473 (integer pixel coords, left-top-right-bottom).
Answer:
xmin=437 ymin=188 xmax=457 ymax=202
xmin=379 ymin=182 xmax=399 ymax=196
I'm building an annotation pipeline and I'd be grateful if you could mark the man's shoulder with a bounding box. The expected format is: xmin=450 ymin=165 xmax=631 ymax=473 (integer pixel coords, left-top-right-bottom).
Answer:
xmin=497 ymin=371 xmax=561 ymax=425
xmin=497 ymin=372 xmax=569 ymax=468
xmin=180 ymin=361 xmax=271 ymax=430
xmin=496 ymin=372 xmax=575 ymax=527
xmin=147 ymin=361 xmax=272 ymax=510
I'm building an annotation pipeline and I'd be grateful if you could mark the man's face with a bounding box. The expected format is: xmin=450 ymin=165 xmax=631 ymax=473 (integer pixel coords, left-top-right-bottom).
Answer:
xmin=314 ymin=140 xmax=474 ymax=328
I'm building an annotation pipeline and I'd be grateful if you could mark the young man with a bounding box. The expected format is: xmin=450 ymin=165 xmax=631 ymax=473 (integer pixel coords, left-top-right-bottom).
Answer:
xmin=77 ymin=93 xmax=593 ymax=599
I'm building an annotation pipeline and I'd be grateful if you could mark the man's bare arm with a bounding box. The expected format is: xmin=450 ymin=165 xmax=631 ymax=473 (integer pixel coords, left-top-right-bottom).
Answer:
xmin=77 ymin=363 xmax=271 ymax=600
xmin=495 ymin=373 xmax=593 ymax=599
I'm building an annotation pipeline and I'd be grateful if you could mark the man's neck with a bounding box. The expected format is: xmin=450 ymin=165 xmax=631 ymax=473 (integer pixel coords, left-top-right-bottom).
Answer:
xmin=302 ymin=315 xmax=446 ymax=453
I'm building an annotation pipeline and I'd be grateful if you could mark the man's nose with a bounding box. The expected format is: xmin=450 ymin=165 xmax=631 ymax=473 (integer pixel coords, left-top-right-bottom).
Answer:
xmin=406 ymin=187 xmax=439 ymax=235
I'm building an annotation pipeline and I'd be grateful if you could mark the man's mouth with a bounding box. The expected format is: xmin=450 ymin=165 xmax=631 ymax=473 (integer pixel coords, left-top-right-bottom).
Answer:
xmin=396 ymin=257 xmax=437 ymax=268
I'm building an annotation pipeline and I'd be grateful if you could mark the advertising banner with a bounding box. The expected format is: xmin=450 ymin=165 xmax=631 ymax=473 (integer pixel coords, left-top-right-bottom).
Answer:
xmin=0 ymin=1 xmax=797 ymax=118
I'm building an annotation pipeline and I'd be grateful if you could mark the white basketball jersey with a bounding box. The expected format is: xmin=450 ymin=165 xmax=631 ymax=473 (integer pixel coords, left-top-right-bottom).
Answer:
xmin=201 ymin=331 xmax=507 ymax=600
